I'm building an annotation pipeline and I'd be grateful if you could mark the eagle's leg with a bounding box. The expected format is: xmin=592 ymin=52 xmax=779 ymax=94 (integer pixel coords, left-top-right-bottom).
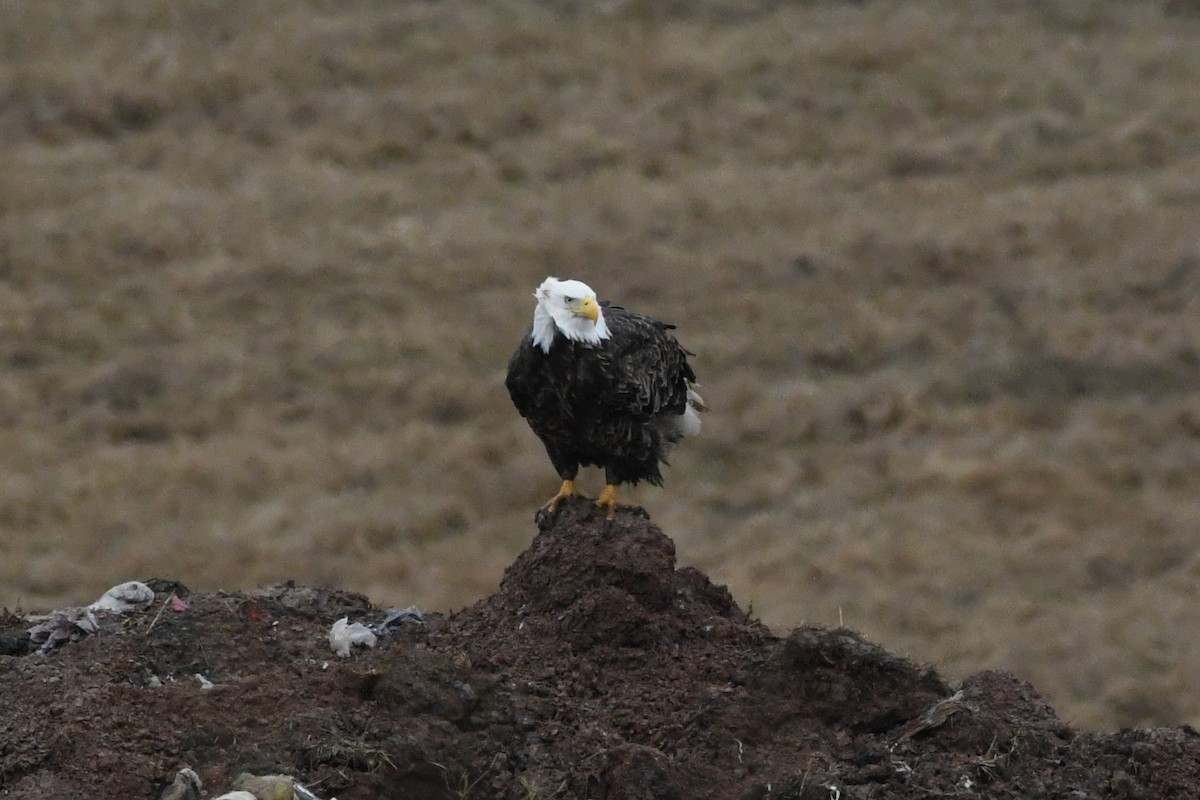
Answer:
xmin=595 ymin=483 xmax=620 ymax=520
xmin=542 ymin=479 xmax=578 ymax=512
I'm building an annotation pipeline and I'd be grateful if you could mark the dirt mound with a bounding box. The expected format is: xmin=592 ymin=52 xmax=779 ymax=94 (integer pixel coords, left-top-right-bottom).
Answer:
xmin=2 ymin=501 xmax=1200 ymax=798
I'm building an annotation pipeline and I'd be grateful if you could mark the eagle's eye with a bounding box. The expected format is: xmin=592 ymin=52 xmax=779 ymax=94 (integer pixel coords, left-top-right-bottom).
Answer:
xmin=564 ymin=296 xmax=575 ymax=303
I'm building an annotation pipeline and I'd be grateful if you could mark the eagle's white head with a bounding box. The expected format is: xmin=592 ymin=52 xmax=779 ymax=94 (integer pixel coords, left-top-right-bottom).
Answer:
xmin=531 ymin=277 xmax=611 ymax=353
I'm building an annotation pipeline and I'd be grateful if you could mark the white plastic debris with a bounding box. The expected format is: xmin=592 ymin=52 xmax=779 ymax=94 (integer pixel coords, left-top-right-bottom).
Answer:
xmin=27 ymin=608 xmax=99 ymax=654
xmin=293 ymin=782 xmax=329 ymax=800
xmin=212 ymin=793 xmax=258 ymax=800
xmin=90 ymin=580 xmax=155 ymax=613
xmin=329 ymin=616 xmax=377 ymax=658
xmin=194 ymin=673 xmax=215 ymax=690
xmin=376 ymin=605 xmax=425 ymax=634
xmin=231 ymin=772 xmax=294 ymax=800
xmin=158 ymin=767 xmax=203 ymax=800
xmin=229 ymin=771 xmax=332 ymax=800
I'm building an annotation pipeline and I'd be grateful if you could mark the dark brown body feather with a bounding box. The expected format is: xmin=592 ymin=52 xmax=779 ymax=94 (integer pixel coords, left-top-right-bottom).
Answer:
xmin=506 ymin=303 xmax=696 ymax=488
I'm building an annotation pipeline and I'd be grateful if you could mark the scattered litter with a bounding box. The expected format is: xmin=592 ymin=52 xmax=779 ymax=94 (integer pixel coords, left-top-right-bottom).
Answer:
xmin=90 ymin=580 xmax=155 ymax=613
xmin=375 ymin=605 xmax=425 ymax=634
xmin=24 ymin=583 xmax=149 ymax=654
xmin=329 ymin=617 xmax=377 ymax=658
xmin=156 ymin=767 xmax=333 ymax=800
xmin=171 ymin=594 xmax=190 ymax=612
xmin=232 ymin=771 xmax=295 ymax=800
xmin=228 ymin=772 xmax=333 ymax=800
xmin=28 ymin=608 xmax=99 ymax=654
xmin=293 ymin=781 xmax=328 ymax=800
xmin=158 ymin=767 xmax=203 ymax=800
xmin=195 ymin=673 xmax=215 ymax=690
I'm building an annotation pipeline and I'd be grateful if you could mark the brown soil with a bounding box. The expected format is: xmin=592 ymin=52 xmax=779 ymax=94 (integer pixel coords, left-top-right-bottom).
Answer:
xmin=3 ymin=0 xmax=1200 ymax=734
xmin=3 ymin=502 xmax=1199 ymax=799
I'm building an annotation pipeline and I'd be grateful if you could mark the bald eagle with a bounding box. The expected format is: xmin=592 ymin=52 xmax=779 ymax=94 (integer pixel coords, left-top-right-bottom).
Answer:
xmin=506 ymin=277 xmax=706 ymax=519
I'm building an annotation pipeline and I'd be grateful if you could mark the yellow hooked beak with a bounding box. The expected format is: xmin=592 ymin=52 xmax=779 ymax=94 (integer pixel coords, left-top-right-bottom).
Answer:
xmin=577 ymin=296 xmax=599 ymax=323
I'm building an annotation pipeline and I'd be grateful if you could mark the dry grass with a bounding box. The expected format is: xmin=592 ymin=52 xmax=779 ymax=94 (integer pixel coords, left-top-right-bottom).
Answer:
xmin=2 ymin=0 xmax=1199 ymax=729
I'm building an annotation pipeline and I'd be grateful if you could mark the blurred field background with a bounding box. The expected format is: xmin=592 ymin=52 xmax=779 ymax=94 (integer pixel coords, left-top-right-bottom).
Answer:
xmin=2 ymin=0 xmax=1199 ymax=729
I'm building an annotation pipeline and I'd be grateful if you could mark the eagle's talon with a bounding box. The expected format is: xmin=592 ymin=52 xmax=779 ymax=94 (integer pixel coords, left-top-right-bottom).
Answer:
xmin=541 ymin=479 xmax=578 ymax=514
xmin=595 ymin=484 xmax=620 ymax=523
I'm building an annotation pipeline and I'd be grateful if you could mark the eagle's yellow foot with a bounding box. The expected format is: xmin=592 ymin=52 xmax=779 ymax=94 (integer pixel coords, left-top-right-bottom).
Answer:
xmin=595 ymin=483 xmax=620 ymax=520
xmin=542 ymin=479 xmax=578 ymax=513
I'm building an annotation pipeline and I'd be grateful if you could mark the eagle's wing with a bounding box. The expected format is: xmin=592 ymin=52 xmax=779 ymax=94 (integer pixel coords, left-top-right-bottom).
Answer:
xmin=505 ymin=327 xmax=542 ymax=421
xmin=594 ymin=305 xmax=695 ymax=419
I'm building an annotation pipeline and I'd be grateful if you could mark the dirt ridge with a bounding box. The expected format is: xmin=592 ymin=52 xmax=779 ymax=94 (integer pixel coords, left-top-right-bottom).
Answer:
xmin=2 ymin=499 xmax=1200 ymax=798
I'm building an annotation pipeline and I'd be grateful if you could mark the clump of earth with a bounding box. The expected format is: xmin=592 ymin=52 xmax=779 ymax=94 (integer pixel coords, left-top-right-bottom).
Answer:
xmin=2 ymin=500 xmax=1198 ymax=799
